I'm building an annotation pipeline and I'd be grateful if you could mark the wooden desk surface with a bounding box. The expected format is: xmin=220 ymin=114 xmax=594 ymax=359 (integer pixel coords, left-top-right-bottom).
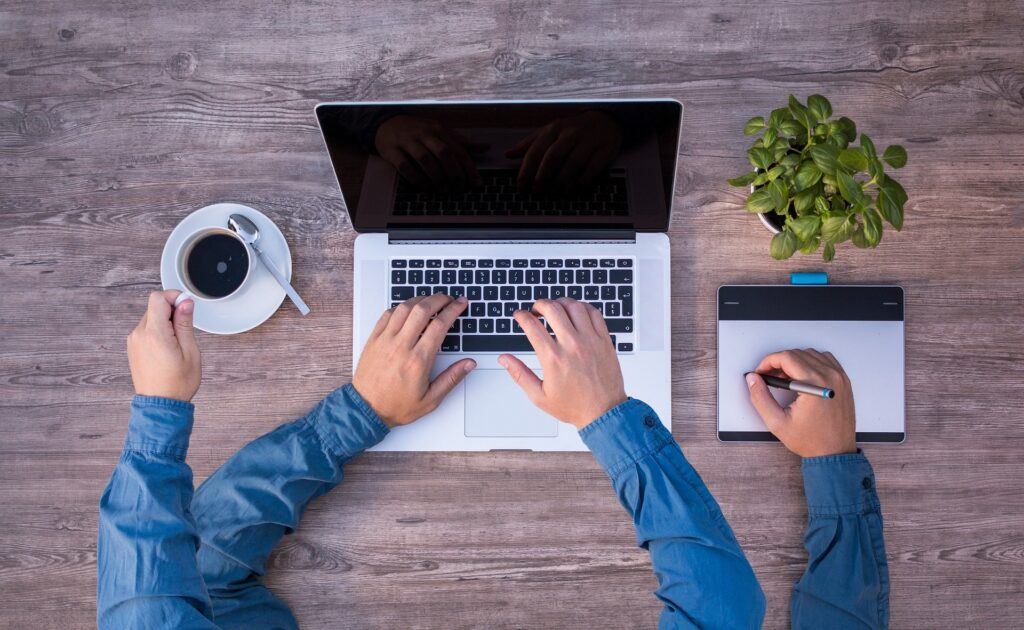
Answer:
xmin=2 ymin=1 xmax=1023 ymax=627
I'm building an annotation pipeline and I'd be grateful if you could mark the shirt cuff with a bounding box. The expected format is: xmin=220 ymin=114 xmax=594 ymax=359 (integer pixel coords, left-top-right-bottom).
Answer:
xmin=125 ymin=395 xmax=196 ymax=459
xmin=307 ymin=383 xmax=390 ymax=460
xmin=578 ymin=398 xmax=673 ymax=479
xmin=801 ymin=450 xmax=880 ymax=516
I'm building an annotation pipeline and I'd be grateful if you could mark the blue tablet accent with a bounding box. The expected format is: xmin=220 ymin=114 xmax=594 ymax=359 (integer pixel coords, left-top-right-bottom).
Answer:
xmin=790 ymin=272 xmax=828 ymax=285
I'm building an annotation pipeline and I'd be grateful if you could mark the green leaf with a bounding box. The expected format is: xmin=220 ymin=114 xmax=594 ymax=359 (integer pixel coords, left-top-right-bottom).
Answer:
xmin=766 ymin=165 xmax=785 ymax=181
xmin=745 ymin=189 xmax=775 ymax=213
xmin=789 ymin=215 xmax=822 ymax=242
xmin=793 ymin=187 xmax=818 ymax=215
xmin=814 ymin=196 xmax=830 ymax=215
xmin=779 ymin=120 xmax=802 ymax=137
xmin=728 ymin=172 xmax=759 ymax=187
xmin=752 ymin=172 xmax=771 ymax=186
xmin=780 ymin=153 xmax=801 ymax=168
xmin=747 ymin=146 xmax=774 ymax=170
xmin=882 ymin=144 xmax=907 ymax=168
xmin=822 ymin=242 xmax=836 ymax=262
xmin=822 ymin=215 xmax=854 ymax=243
xmin=836 ymin=170 xmax=864 ymax=204
xmin=851 ymin=225 xmax=871 ymax=249
xmin=799 ymin=235 xmax=821 ymax=254
xmin=809 ymin=144 xmax=841 ymax=174
xmin=762 ymin=127 xmax=777 ymax=146
xmin=838 ymin=148 xmax=868 ymax=172
xmin=768 ymin=107 xmax=791 ymax=127
xmin=860 ymin=134 xmax=876 ymax=160
xmin=835 ymin=117 xmax=857 ymax=142
xmin=867 ymin=157 xmax=884 ymax=180
xmin=862 ymin=206 xmax=883 ymax=246
xmin=768 ymin=179 xmax=789 ymax=212
xmin=807 ymin=94 xmax=832 ymax=122
xmin=743 ymin=116 xmax=766 ymax=136
xmin=885 ymin=177 xmax=908 ymax=204
xmin=770 ymin=228 xmax=798 ymax=260
xmin=876 ymin=187 xmax=904 ymax=230
xmin=793 ymin=162 xmax=822 ymax=191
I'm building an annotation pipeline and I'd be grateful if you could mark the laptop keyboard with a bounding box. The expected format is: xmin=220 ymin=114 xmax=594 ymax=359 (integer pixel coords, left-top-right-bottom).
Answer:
xmin=389 ymin=257 xmax=636 ymax=354
xmin=392 ymin=169 xmax=629 ymax=217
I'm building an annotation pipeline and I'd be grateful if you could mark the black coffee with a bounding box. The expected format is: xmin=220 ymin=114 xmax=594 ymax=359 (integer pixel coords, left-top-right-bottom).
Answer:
xmin=186 ymin=233 xmax=249 ymax=298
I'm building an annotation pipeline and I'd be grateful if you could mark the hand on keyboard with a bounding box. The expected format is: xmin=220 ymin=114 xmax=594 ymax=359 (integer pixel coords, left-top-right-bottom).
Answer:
xmin=375 ymin=115 xmax=487 ymax=190
xmin=498 ymin=298 xmax=627 ymax=430
xmin=353 ymin=294 xmax=476 ymax=427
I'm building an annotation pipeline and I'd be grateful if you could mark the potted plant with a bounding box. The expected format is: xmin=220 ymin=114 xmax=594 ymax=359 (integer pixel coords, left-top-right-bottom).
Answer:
xmin=729 ymin=94 xmax=908 ymax=261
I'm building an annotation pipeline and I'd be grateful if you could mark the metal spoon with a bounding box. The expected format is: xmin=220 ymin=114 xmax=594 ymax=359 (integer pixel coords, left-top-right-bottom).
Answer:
xmin=228 ymin=213 xmax=310 ymax=315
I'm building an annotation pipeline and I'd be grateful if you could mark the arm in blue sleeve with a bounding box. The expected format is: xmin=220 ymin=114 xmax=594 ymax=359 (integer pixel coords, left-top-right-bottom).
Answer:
xmin=792 ymin=452 xmax=889 ymax=629
xmin=580 ymin=399 xmax=766 ymax=629
xmin=97 ymin=396 xmax=219 ymax=629
xmin=191 ymin=384 xmax=388 ymax=629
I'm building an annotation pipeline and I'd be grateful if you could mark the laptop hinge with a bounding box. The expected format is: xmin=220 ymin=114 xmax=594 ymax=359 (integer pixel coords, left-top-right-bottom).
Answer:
xmin=387 ymin=228 xmax=636 ymax=243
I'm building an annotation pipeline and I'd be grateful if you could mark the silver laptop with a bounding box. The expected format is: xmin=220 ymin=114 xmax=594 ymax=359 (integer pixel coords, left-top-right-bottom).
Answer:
xmin=315 ymin=99 xmax=682 ymax=451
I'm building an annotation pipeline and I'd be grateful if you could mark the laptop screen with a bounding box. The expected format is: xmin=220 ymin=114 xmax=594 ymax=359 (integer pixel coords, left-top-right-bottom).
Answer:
xmin=316 ymin=100 xmax=682 ymax=232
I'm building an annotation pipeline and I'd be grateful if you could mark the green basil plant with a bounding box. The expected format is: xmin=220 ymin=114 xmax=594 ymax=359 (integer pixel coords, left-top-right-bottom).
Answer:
xmin=729 ymin=94 xmax=908 ymax=261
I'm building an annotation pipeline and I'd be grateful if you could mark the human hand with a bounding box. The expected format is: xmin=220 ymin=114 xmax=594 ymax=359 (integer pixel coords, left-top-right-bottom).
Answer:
xmin=374 ymin=115 xmax=487 ymax=190
xmin=505 ymin=110 xmax=623 ymax=192
xmin=353 ymin=294 xmax=476 ymax=427
xmin=497 ymin=298 xmax=626 ymax=430
xmin=127 ymin=290 xmax=201 ymax=402
xmin=745 ymin=349 xmax=857 ymax=458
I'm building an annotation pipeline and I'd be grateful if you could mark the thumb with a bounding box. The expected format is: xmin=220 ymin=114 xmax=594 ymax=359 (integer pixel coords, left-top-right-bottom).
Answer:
xmin=745 ymin=373 xmax=788 ymax=435
xmin=498 ymin=354 xmax=544 ymax=404
xmin=425 ymin=358 xmax=476 ymax=404
xmin=172 ymin=299 xmax=198 ymax=351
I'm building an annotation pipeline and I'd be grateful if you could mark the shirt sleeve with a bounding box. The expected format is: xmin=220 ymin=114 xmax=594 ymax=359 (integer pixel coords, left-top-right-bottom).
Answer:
xmin=580 ymin=399 xmax=766 ymax=629
xmin=792 ymin=451 xmax=890 ymax=629
xmin=97 ymin=396 xmax=219 ymax=629
xmin=191 ymin=384 xmax=387 ymax=627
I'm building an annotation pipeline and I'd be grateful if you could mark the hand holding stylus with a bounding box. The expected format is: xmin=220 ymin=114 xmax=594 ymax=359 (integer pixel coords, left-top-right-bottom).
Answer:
xmin=746 ymin=349 xmax=856 ymax=458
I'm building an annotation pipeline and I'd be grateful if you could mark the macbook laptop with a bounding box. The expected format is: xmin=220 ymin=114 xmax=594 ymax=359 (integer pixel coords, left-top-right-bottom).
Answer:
xmin=315 ymin=99 xmax=682 ymax=450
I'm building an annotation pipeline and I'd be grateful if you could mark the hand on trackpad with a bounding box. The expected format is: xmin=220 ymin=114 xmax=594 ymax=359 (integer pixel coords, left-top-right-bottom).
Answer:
xmin=464 ymin=369 xmax=557 ymax=437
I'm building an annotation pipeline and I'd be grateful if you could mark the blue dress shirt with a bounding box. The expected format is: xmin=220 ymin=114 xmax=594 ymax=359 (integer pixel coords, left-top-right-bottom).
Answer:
xmin=98 ymin=387 xmax=888 ymax=628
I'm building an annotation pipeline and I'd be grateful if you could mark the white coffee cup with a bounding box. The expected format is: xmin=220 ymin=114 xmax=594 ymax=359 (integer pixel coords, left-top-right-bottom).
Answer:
xmin=173 ymin=226 xmax=253 ymax=307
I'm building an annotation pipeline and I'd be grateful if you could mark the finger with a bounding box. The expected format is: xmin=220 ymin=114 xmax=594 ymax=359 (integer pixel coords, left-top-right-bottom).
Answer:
xmin=534 ymin=136 xmax=574 ymax=189
xmin=821 ymin=351 xmax=841 ymax=369
xmin=370 ymin=308 xmax=393 ymax=339
xmin=498 ymin=354 xmax=545 ymax=404
xmin=397 ymin=293 xmax=454 ymax=344
xmin=504 ymin=128 xmax=539 ymax=158
xmin=409 ymin=141 xmax=448 ymax=188
xmin=579 ymin=152 xmax=610 ymax=187
xmin=555 ymin=298 xmax=595 ymax=335
xmin=417 ymin=296 xmax=468 ymax=353
xmin=555 ymin=147 xmax=592 ymax=191
xmin=517 ymin=130 xmax=557 ymax=191
xmin=586 ymin=302 xmax=610 ymax=338
xmin=755 ymin=350 xmax=817 ymax=381
xmin=530 ymin=299 xmax=576 ymax=339
xmin=802 ymin=348 xmax=833 ymax=369
xmin=513 ymin=309 xmax=557 ymax=355
xmin=145 ymin=291 xmax=175 ymax=333
xmin=745 ymin=372 xmax=789 ymax=435
xmin=385 ymin=295 xmax=428 ymax=335
xmin=172 ymin=298 xmax=198 ymax=352
xmin=448 ymin=128 xmax=490 ymax=154
xmin=425 ymin=358 xmax=476 ymax=406
xmin=440 ymin=130 xmax=483 ymax=185
xmin=421 ymin=135 xmax=466 ymax=188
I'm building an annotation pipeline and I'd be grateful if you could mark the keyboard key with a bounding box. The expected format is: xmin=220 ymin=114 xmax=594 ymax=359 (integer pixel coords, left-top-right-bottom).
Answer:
xmin=610 ymin=270 xmax=632 ymax=283
xmin=444 ymin=259 xmax=459 ymax=268
xmin=500 ymin=286 xmax=515 ymax=300
xmin=584 ymin=286 xmax=599 ymax=300
xmin=425 ymin=270 xmax=439 ymax=284
xmin=471 ymin=303 xmax=485 ymax=317
xmin=542 ymin=270 xmax=557 ymax=284
xmin=496 ymin=259 xmax=511 ymax=268
xmin=497 ymin=319 xmax=511 ymax=333
xmin=392 ymin=286 xmax=414 ymax=300
xmin=427 ymin=259 xmax=442 ymax=268
xmin=460 ymin=259 xmax=476 ymax=268
xmin=484 ymin=286 xmax=498 ymax=300
xmin=493 ymin=270 xmax=507 ymax=284
xmin=547 ymin=259 xmax=563 ymax=268
xmin=605 ymin=318 xmax=633 ymax=333
xmin=416 ymin=286 xmax=431 ymax=296
xmin=480 ymin=319 xmax=495 ymax=333
xmin=467 ymin=286 xmax=481 ymax=300
xmin=441 ymin=335 xmax=460 ymax=352
xmin=510 ymin=270 xmax=524 ymax=284
xmin=525 ymin=270 xmax=539 ymax=284
xmin=513 ymin=259 xmax=529 ymax=268
xmin=462 ymin=334 xmax=533 ymax=351
xmin=442 ymin=270 xmax=456 ymax=284
xmin=475 ymin=270 xmax=489 ymax=284
xmin=459 ymin=270 xmax=473 ymax=284
xmin=409 ymin=270 xmax=423 ymax=284
xmin=530 ymin=259 xmax=545 ymax=268
xmin=551 ymin=286 xmax=566 ymax=299
xmin=622 ymin=296 xmax=633 ymax=316
xmin=600 ymin=259 xmax=615 ymax=268
xmin=392 ymin=259 xmax=407 ymax=268
xmin=583 ymin=258 xmax=598 ymax=268
xmin=479 ymin=259 xmax=494 ymax=268
xmin=618 ymin=342 xmax=633 ymax=352
xmin=601 ymin=286 xmax=616 ymax=300
xmin=575 ymin=270 xmax=590 ymax=284
xmin=617 ymin=286 xmax=632 ymax=299
xmin=504 ymin=302 xmax=518 ymax=316
xmin=449 ymin=319 xmax=460 ymax=333
xmin=409 ymin=259 xmax=425 ymax=268
xmin=517 ymin=286 xmax=531 ymax=300
xmin=534 ymin=286 xmax=549 ymax=299
xmin=488 ymin=303 xmax=503 ymax=316
xmin=605 ymin=302 xmax=620 ymax=316
xmin=568 ymin=286 xmax=583 ymax=299
xmin=617 ymin=259 xmax=632 ymax=267
xmin=392 ymin=270 xmax=406 ymax=284
xmin=593 ymin=269 xmax=608 ymax=283
xmin=565 ymin=259 xmax=581 ymax=268
xmin=559 ymin=270 xmax=573 ymax=284
xmin=450 ymin=286 xmax=465 ymax=298
xmin=463 ymin=319 xmax=477 ymax=333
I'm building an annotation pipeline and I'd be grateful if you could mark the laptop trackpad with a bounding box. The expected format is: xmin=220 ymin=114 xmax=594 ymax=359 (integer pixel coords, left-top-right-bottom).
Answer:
xmin=464 ymin=369 xmax=558 ymax=437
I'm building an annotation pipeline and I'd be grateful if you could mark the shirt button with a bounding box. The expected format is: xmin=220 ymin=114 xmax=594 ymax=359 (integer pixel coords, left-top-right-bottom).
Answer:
xmin=643 ymin=416 xmax=656 ymax=428
xmin=862 ymin=477 xmax=873 ymax=489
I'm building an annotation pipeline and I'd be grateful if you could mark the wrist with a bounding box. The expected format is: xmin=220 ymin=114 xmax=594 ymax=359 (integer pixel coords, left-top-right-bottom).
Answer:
xmin=572 ymin=394 xmax=628 ymax=430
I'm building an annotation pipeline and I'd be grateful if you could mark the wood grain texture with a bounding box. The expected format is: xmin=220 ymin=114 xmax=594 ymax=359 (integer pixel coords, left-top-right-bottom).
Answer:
xmin=2 ymin=0 xmax=1023 ymax=627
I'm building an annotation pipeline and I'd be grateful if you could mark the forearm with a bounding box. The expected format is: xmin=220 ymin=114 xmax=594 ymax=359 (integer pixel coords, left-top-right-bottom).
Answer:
xmin=793 ymin=452 xmax=889 ymax=629
xmin=192 ymin=383 xmax=388 ymax=578
xmin=97 ymin=397 xmax=217 ymax=629
xmin=581 ymin=399 xmax=765 ymax=629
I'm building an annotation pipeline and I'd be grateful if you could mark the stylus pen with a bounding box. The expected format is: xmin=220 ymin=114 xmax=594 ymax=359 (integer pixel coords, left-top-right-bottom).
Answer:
xmin=745 ymin=372 xmax=835 ymax=399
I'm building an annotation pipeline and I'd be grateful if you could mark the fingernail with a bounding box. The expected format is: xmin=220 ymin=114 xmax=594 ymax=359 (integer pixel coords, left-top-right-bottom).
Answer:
xmin=498 ymin=356 xmax=508 ymax=368
xmin=457 ymin=296 xmax=467 ymax=303
xmin=745 ymin=373 xmax=758 ymax=388
xmin=179 ymin=300 xmax=194 ymax=315
xmin=464 ymin=359 xmax=476 ymax=372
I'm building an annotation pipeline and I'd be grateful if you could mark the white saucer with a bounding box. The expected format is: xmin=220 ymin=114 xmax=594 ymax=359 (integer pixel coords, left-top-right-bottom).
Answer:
xmin=161 ymin=203 xmax=292 ymax=335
